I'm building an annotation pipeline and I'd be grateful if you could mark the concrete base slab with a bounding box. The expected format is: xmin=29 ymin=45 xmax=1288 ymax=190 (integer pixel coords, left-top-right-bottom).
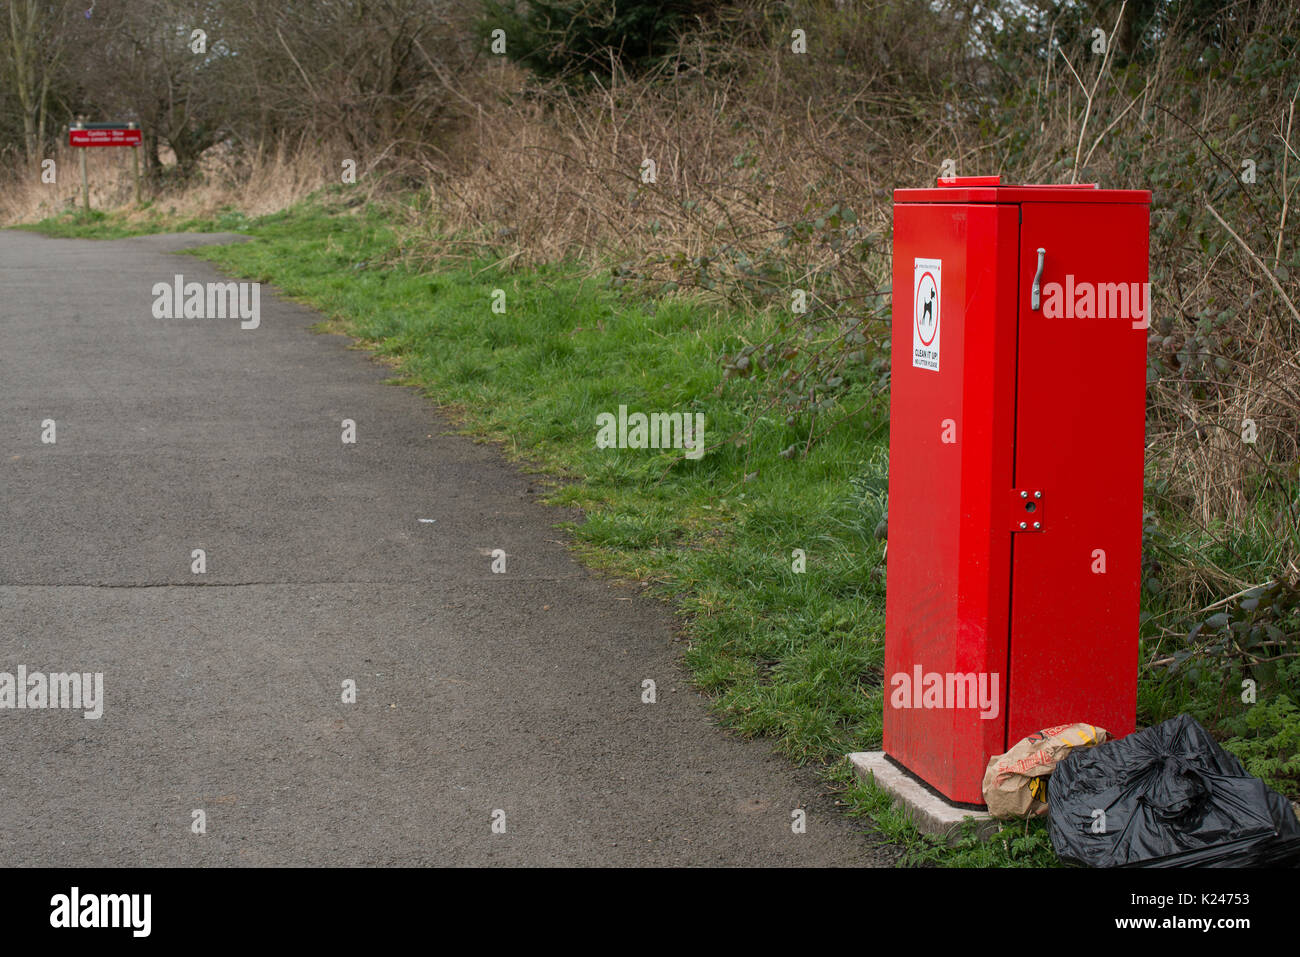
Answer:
xmin=849 ymin=751 xmax=1000 ymax=844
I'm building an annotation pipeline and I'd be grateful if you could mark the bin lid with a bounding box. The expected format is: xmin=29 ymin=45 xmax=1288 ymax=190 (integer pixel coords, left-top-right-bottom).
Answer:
xmin=895 ymin=175 xmax=1150 ymax=205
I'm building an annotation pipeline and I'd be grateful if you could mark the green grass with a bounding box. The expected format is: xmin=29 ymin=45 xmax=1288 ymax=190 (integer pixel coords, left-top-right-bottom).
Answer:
xmin=189 ymin=196 xmax=897 ymax=757
xmin=15 ymin=203 xmax=252 ymax=239
xmin=838 ymin=772 xmax=1058 ymax=866
xmin=193 ymin=202 xmax=886 ymax=729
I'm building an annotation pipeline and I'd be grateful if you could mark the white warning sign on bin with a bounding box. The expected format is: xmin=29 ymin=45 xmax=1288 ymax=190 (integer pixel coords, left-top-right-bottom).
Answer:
xmin=912 ymin=258 xmax=941 ymax=371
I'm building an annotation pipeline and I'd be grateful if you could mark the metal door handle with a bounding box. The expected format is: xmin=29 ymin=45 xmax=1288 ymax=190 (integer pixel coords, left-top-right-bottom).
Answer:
xmin=1031 ymin=247 xmax=1045 ymax=310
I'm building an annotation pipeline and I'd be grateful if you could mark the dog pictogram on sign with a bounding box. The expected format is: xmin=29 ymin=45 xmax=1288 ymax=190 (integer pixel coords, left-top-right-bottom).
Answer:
xmin=913 ymin=258 xmax=941 ymax=371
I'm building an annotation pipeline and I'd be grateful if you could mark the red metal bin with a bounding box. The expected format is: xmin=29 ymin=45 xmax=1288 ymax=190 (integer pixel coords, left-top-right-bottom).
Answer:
xmin=883 ymin=176 xmax=1151 ymax=804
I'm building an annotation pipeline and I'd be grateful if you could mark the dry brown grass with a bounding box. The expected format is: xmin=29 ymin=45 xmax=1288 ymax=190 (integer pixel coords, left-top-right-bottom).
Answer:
xmin=0 ymin=146 xmax=131 ymax=224
xmin=0 ymin=138 xmax=333 ymax=227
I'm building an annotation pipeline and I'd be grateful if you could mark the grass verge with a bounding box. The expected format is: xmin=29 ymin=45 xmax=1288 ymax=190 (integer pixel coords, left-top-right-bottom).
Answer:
xmin=13 ymin=204 xmax=255 ymax=239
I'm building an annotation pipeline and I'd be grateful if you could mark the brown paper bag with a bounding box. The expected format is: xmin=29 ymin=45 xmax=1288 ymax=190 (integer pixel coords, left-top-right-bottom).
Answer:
xmin=982 ymin=723 xmax=1110 ymax=819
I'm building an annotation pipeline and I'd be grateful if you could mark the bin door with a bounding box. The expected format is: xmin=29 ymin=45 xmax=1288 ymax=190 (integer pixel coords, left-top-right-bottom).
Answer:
xmin=1006 ymin=201 xmax=1149 ymax=746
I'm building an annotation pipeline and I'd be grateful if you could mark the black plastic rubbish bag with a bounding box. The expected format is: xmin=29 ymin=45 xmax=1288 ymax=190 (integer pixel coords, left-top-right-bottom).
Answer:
xmin=1048 ymin=713 xmax=1300 ymax=867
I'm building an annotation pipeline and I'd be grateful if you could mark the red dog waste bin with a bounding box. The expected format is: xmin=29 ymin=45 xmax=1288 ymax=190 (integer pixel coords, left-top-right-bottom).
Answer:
xmin=883 ymin=176 xmax=1151 ymax=804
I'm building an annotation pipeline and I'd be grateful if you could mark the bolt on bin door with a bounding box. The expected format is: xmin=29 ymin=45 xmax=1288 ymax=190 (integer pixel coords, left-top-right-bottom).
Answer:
xmin=1005 ymin=200 xmax=1149 ymax=747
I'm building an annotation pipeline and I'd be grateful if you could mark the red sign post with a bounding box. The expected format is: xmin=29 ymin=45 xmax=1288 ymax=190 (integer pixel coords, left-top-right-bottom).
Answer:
xmin=67 ymin=121 xmax=143 ymax=210
xmin=69 ymin=127 xmax=143 ymax=148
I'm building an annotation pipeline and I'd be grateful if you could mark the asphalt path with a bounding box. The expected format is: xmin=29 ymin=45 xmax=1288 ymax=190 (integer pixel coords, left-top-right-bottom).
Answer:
xmin=0 ymin=230 xmax=886 ymax=866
